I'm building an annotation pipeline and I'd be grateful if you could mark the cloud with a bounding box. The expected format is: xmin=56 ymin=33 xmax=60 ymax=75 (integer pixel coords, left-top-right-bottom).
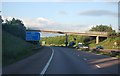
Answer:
xmin=78 ymin=10 xmax=118 ymax=17
xmin=21 ymin=17 xmax=62 ymax=30
xmin=2 ymin=16 xmax=90 ymax=33
xmin=22 ymin=18 xmax=90 ymax=33
xmin=58 ymin=11 xmax=67 ymax=15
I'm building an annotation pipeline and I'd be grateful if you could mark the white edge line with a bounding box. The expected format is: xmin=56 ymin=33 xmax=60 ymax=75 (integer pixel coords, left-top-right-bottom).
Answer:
xmin=96 ymin=65 xmax=101 ymax=68
xmin=40 ymin=47 xmax=54 ymax=75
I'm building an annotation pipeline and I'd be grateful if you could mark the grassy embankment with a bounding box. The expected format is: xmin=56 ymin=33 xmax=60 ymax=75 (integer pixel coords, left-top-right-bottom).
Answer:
xmin=3 ymin=31 xmax=38 ymax=67
xmin=89 ymin=37 xmax=120 ymax=58
xmin=90 ymin=37 xmax=120 ymax=49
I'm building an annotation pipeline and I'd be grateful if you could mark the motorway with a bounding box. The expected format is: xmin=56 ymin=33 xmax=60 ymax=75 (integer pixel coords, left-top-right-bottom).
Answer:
xmin=46 ymin=47 xmax=119 ymax=74
xmin=2 ymin=46 xmax=119 ymax=75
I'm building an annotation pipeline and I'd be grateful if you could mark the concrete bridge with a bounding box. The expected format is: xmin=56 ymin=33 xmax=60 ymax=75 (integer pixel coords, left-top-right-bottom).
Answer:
xmin=26 ymin=30 xmax=108 ymax=44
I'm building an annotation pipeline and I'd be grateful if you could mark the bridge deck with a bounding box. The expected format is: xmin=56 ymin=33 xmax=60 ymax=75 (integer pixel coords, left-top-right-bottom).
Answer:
xmin=26 ymin=30 xmax=108 ymax=37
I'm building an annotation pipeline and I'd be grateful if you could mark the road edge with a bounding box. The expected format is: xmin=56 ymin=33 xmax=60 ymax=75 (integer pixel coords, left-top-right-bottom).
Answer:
xmin=40 ymin=47 xmax=54 ymax=75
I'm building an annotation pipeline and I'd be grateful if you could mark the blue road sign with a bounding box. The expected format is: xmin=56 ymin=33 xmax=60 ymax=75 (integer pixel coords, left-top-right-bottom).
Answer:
xmin=26 ymin=31 xmax=40 ymax=41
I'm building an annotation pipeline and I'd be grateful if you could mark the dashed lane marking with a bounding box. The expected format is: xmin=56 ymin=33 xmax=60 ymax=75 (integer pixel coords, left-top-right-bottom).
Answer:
xmin=96 ymin=65 xmax=101 ymax=68
xmin=96 ymin=54 xmax=101 ymax=55
xmin=112 ymin=57 xmax=118 ymax=59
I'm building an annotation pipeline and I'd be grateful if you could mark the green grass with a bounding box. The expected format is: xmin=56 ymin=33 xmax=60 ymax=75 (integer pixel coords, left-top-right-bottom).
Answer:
xmin=90 ymin=37 xmax=120 ymax=49
xmin=2 ymin=31 xmax=37 ymax=67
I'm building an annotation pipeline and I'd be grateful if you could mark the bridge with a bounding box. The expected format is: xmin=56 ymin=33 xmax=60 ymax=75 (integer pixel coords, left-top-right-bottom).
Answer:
xmin=26 ymin=30 xmax=108 ymax=44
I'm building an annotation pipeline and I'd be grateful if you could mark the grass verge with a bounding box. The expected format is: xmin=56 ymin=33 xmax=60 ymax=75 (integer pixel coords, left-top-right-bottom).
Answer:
xmin=2 ymin=31 xmax=39 ymax=67
xmin=77 ymin=49 xmax=120 ymax=59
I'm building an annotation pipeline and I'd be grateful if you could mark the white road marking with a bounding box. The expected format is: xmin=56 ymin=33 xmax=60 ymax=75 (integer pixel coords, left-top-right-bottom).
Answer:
xmin=40 ymin=47 xmax=54 ymax=75
xmin=96 ymin=54 xmax=101 ymax=55
xmin=96 ymin=65 xmax=101 ymax=68
xmin=83 ymin=58 xmax=87 ymax=60
xmin=112 ymin=57 xmax=118 ymax=59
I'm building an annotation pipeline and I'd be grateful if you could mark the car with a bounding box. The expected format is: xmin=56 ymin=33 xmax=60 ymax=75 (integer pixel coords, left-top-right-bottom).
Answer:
xmin=96 ymin=45 xmax=104 ymax=49
xmin=76 ymin=43 xmax=83 ymax=49
xmin=83 ymin=46 xmax=89 ymax=49
xmin=93 ymin=45 xmax=104 ymax=51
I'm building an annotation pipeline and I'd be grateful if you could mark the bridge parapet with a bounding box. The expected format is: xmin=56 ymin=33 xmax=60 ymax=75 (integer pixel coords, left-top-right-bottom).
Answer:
xmin=86 ymin=31 xmax=107 ymax=35
xmin=85 ymin=31 xmax=108 ymax=37
xmin=26 ymin=30 xmax=108 ymax=37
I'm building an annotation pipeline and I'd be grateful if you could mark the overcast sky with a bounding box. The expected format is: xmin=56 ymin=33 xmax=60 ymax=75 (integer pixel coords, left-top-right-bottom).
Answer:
xmin=1 ymin=1 xmax=119 ymax=37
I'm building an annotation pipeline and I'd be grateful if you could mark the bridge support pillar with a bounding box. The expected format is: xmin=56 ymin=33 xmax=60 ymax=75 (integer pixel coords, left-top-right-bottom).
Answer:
xmin=65 ymin=34 xmax=68 ymax=46
xmin=96 ymin=36 xmax=99 ymax=44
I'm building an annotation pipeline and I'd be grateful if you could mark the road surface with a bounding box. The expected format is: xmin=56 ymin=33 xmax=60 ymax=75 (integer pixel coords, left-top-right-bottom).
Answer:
xmin=45 ymin=47 xmax=119 ymax=74
xmin=2 ymin=46 xmax=119 ymax=75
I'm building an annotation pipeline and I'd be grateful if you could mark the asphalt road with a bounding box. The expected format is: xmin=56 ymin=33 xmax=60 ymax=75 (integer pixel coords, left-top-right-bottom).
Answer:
xmin=2 ymin=46 xmax=119 ymax=75
xmin=45 ymin=47 xmax=119 ymax=74
xmin=2 ymin=47 xmax=52 ymax=75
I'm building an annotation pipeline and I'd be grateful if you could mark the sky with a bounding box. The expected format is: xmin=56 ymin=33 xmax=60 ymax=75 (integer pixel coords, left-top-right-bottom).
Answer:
xmin=1 ymin=0 xmax=119 ymax=37
xmin=1 ymin=0 xmax=120 ymax=2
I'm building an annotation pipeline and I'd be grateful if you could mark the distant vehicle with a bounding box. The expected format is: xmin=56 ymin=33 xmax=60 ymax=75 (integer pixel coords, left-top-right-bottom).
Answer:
xmin=83 ymin=46 xmax=89 ymax=49
xmin=93 ymin=45 xmax=104 ymax=51
xmin=96 ymin=46 xmax=104 ymax=49
xmin=76 ymin=43 xmax=83 ymax=49
xmin=69 ymin=41 xmax=76 ymax=47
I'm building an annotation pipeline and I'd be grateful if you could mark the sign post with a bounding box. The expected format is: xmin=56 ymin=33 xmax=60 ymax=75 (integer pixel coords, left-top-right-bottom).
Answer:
xmin=65 ymin=34 xmax=68 ymax=46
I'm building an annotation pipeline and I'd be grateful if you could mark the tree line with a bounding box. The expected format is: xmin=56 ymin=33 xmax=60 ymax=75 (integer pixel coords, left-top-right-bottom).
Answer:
xmin=41 ymin=24 xmax=120 ymax=46
xmin=2 ymin=18 xmax=26 ymax=40
xmin=90 ymin=24 xmax=120 ymax=37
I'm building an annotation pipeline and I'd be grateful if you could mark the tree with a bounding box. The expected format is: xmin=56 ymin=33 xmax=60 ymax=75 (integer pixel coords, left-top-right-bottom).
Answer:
xmin=2 ymin=18 xmax=26 ymax=40
xmin=90 ymin=24 xmax=114 ymax=32
xmin=90 ymin=24 xmax=117 ymax=37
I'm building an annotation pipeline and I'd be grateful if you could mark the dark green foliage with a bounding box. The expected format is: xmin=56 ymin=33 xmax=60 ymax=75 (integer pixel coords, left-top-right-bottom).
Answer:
xmin=90 ymin=24 xmax=114 ymax=32
xmin=2 ymin=18 xmax=26 ymax=40
xmin=41 ymin=35 xmax=65 ymax=45
xmin=90 ymin=24 xmax=118 ymax=38
xmin=117 ymin=32 xmax=120 ymax=37
xmin=107 ymin=31 xmax=117 ymax=38
xmin=41 ymin=35 xmax=94 ymax=46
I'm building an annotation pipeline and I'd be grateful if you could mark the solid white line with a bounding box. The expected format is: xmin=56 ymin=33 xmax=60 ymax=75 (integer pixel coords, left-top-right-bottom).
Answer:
xmin=40 ymin=47 xmax=54 ymax=75
xmin=96 ymin=65 xmax=101 ymax=68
